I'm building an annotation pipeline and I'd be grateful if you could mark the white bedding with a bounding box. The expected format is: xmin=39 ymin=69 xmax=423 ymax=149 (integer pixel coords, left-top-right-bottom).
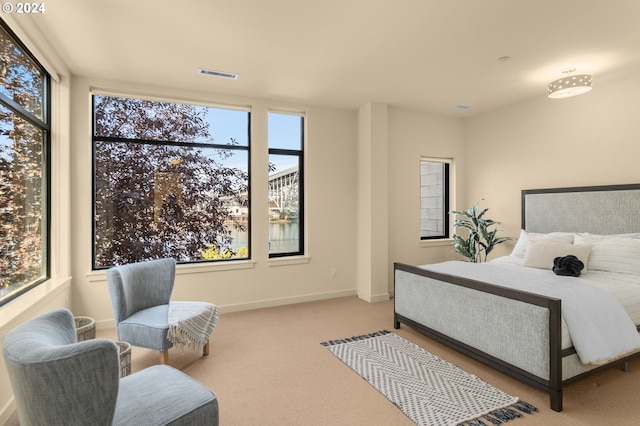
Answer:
xmin=420 ymin=258 xmax=640 ymax=365
xmin=493 ymin=255 xmax=640 ymax=330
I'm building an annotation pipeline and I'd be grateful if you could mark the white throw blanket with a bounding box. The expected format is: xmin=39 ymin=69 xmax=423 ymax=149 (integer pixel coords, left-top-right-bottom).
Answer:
xmin=420 ymin=261 xmax=640 ymax=365
xmin=168 ymin=301 xmax=220 ymax=354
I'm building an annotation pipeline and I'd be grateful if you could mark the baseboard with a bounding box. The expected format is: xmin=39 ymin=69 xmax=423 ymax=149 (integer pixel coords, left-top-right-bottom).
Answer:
xmin=94 ymin=289 xmax=359 ymax=328
xmin=357 ymin=291 xmax=391 ymax=303
xmin=95 ymin=318 xmax=116 ymax=330
xmin=0 ymin=398 xmax=15 ymax=425
xmin=220 ymin=289 xmax=358 ymax=313
xmin=369 ymin=292 xmax=391 ymax=302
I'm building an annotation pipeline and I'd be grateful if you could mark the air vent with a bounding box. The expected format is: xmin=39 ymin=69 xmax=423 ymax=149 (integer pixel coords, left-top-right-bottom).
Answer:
xmin=198 ymin=68 xmax=239 ymax=80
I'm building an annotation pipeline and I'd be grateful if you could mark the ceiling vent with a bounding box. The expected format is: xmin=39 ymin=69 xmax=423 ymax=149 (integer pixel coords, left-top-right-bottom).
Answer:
xmin=198 ymin=68 xmax=239 ymax=80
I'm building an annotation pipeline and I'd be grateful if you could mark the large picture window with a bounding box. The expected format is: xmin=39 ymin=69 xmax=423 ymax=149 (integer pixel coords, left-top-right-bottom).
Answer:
xmin=0 ymin=21 xmax=50 ymax=305
xmin=268 ymin=112 xmax=304 ymax=257
xmin=92 ymin=95 xmax=249 ymax=269
xmin=420 ymin=158 xmax=450 ymax=239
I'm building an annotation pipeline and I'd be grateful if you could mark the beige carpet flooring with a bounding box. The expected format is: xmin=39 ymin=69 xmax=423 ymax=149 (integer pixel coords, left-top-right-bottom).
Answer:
xmin=7 ymin=296 xmax=640 ymax=425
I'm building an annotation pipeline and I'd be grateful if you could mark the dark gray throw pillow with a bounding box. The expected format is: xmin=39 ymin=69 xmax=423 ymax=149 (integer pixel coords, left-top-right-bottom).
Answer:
xmin=553 ymin=255 xmax=584 ymax=277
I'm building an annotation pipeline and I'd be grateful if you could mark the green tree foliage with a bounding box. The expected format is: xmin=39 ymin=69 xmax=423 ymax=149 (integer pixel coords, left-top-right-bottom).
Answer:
xmin=93 ymin=96 xmax=248 ymax=267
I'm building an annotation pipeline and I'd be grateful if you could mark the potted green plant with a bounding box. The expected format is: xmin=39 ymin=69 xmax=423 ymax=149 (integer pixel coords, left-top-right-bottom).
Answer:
xmin=449 ymin=201 xmax=511 ymax=263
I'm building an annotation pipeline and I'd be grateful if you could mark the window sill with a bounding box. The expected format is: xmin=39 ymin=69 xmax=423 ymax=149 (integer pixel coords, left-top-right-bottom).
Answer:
xmin=178 ymin=260 xmax=256 ymax=275
xmin=0 ymin=277 xmax=72 ymax=329
xmin=419 ymin=238 xmax=454 ymax=248
xmin=268 ymin=255 xmax=311 ymax=267
xmin=86 ymin=259 xmax=256 ymax=283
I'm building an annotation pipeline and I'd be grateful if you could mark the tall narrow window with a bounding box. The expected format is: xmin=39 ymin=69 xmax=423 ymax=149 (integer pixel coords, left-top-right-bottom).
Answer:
xmin=92 ymin=95 xmax=249 ymax=268
xmin=0 ymin=21 xmax=51 ymax=305
xmin=420 ymin=158 xmax=450 ymax=239
xmin=268 ymin=112 xmax=304 ymax=257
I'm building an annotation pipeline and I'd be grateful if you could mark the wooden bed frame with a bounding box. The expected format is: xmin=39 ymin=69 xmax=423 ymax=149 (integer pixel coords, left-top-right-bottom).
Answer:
xmin=394 ymin=183 xmax=640 ymax=412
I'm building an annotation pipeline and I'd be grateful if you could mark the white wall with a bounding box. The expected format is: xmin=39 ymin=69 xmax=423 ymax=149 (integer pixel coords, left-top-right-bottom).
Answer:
xmin=356 ymin=103 xmax=391 ymax=302
xmin=463 ymin=65 xmax=640 ymax=257
xmin=387 ymin=107 xmax=466 ymax=286
xmin=69 ymin=77 xmax=360 ymax=326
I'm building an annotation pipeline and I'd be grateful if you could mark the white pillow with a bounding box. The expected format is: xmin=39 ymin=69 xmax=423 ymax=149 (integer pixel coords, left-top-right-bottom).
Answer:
xmin=510 ymin=230 xmax=574 ymax=259
xmin=523 ymin=241 xmax=591 ymax=272
xmin=574 ymin=233 xmax=640 ymax=275
xmin=612 ymin=233 xmax=640 ymax=239
xmin=578 ymin=232 xmax=640 ymax=239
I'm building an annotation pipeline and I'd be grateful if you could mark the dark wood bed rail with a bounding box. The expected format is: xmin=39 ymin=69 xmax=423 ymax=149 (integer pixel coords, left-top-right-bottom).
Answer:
xmin=393 ymin=262 xmax=564 ymax=411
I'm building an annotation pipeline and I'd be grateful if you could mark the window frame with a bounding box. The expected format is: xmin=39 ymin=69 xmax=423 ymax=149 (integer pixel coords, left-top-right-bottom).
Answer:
xmin=268 ymin=111 xmax=305 ymax=258
xmin=90 ymin=93 xmax=251 ymax=269
xmin=0 ymin=19 xmax=51 ymax=306
xmin=419 ymin=157 xmax=451 ymax=240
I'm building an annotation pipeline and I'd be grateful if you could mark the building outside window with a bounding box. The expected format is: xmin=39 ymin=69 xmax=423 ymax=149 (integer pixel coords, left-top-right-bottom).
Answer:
xmin=420 ymin=158 xmax=450 ymax=239
xmin=0 ymin=21 xmax=50 ymax=305
xmin=92 ymin=94 xmax=249 ymax=269
xmin=268 ymin=112 xmax=304 ymax=257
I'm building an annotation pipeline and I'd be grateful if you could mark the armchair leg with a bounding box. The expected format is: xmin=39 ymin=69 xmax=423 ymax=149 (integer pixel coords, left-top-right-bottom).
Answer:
xmin=161 ymin=350 xmax=169 ymax=365
xmin=203 ymin=342 xmax=210 ymax=356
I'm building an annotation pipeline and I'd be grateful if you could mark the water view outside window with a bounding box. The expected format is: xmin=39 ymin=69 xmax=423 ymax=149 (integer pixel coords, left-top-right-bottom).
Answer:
xmin=92 ymin=95 xmax=249 ymax=268
xmin=0 ymin=22 xmax=50 ymax=305
xmin=420 ymin=159 xmax=450 ymax=239
xmin=268 ymin=112 xmax=304 ymax=256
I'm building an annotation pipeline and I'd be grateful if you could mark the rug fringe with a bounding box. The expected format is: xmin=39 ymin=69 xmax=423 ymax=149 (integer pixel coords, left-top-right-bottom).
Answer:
xmin=320 ymin=329 xmax=390 ymax=347
xmin=457 ymin=401 xmax=538 ymax=426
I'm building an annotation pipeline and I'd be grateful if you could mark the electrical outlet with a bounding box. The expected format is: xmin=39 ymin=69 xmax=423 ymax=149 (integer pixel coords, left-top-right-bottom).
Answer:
xmin=331 ymin=267 xmax=337 ymax=278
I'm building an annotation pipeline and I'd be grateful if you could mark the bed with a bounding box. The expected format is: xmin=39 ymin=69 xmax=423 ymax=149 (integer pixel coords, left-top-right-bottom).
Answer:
xmin=394 ymin=183 xmax=640 ymax=412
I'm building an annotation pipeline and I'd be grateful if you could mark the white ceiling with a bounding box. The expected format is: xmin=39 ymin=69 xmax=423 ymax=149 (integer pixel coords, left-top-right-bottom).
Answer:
xmin=15 ymin=0 xmax=640 ymax=116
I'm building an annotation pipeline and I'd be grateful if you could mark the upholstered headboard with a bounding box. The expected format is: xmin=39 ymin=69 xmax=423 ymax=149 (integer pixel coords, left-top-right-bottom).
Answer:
xmin=522 ymin=183 xmax=640 ymax=234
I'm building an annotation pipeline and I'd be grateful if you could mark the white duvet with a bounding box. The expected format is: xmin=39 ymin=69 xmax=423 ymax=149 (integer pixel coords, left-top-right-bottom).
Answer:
xmin=420 ymin=258 xmax=640 ymax=365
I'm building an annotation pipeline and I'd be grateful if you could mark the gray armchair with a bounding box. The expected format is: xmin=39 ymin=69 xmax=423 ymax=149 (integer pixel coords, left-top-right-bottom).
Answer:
xmin=3 ymin=308 xmax=219 ymax=426
xmin=106 ymin=258 xmax=214 ymax=364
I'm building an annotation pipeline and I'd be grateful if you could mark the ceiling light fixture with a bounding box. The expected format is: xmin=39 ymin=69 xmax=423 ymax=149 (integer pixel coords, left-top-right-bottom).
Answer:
xmin=198 ymin=68 xmax=239 ymax=80
xmin=548 ymin=67 xmax=592 ymax=99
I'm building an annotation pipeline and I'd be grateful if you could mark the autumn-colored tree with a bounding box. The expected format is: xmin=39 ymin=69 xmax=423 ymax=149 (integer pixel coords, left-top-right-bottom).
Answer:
xmin=93 ymin=96 xmax=248 ymax=268
xmin=0 ymin=24 xmax=47 ymax=294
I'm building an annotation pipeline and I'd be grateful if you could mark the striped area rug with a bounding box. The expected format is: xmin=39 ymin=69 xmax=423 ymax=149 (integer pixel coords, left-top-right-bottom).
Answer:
xmin=321 ymin=330 xmax=537 ymax=426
